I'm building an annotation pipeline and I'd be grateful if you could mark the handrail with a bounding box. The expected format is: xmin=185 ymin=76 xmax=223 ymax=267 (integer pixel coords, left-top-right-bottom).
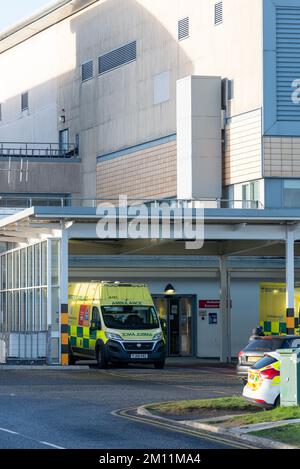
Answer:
xmin=0 ymin=195 xmax=264 ymax=209
xmin=0 ymin=142 xmax=79 ymax=159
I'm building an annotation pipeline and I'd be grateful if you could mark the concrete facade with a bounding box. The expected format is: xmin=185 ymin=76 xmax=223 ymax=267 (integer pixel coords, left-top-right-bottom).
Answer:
xmin=0 ymin=0 xmax=264 ymax=203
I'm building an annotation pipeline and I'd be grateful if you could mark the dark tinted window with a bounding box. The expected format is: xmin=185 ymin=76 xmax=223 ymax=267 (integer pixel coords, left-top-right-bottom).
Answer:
xmin=244 ymin=339 xmax=285 ymax=352
xmin=252 ymin=355 xmax=278 ymax=370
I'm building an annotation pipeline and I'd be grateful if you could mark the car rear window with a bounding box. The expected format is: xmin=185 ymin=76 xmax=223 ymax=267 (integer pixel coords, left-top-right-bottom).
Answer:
xmin=252 ymin=355 xmax=278 ymax=370
xmin=243 ymin=339 xmax=284 ymax=352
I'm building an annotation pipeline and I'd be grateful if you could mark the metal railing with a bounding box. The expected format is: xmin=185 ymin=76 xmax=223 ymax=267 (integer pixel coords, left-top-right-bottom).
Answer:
xmin=0 ymin=331 xmax=47 ymax=363
xmin=0 ymin=142 xmax=79 ymax=159
xmin=0 ymin=195 xmax=264 ymax=209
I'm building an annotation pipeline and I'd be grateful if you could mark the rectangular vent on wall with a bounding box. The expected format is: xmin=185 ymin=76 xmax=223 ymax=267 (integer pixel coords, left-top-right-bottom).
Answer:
xmin=276 ymin=7 xmax=300 ymax=121
xmin=178 ymin=17 xmax=189 ymax=40
xmin=215 ymin=2 xmax=223 ymax=25
xmin=81 ymin=60 xmax=93 ymax=82
xmin=98 ymin=41 xmax=136 ymax=75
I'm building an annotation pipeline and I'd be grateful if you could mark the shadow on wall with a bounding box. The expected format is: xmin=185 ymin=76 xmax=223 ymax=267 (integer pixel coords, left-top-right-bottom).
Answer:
xmin=0 ymin=0 xmax=194 ymax=198
xmin=69 ymin=0 xmax=194 ymax=199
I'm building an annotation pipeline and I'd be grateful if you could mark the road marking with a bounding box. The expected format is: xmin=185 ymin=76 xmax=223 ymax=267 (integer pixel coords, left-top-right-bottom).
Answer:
xmin=0 ymin=427 xmax=65 ymax=449
xmin=0 ymin=428 xmax=19 ymax=435
xmin=112 ymin=407 xmax=259 ymax=450
xmin=39 ymin=441 xmax=65 ymax=449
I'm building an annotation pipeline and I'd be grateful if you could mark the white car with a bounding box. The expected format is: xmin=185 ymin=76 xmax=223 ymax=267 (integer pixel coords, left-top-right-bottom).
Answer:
xmin=242 ymin=351 xmax=280 ymax=410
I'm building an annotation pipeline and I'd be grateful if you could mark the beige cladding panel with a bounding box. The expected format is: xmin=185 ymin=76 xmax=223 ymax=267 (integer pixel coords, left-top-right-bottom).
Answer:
xmin=224 ymin=108 xmax=262 ymax=185
xmin=264 ymin=137 xmax=300 ymax=178
xmin=96 ymin=140 xmax=177 ymax=200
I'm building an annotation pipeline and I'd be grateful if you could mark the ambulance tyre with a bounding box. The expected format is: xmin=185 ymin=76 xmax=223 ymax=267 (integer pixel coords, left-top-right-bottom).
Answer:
xmin=96 ymin=344 xmax=108 ymax=369
xmin=154 ymin=359 xmax=165 ymax=369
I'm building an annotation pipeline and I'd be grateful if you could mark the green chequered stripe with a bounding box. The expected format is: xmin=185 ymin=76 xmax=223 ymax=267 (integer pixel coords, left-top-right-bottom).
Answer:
xmin=68 ymin=324 xmax=97 ymax=351
xmin=260 ymin=321 xmax=287 ymax=336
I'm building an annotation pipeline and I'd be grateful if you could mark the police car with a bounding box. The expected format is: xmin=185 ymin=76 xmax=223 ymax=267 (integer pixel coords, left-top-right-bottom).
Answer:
xmin=242 ymin=351 xmax=280 ymax=410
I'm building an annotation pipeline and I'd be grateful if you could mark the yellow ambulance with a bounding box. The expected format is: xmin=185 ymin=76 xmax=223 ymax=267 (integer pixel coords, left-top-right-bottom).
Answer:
xmin=68 ymin=282 xmax=166 ymax=368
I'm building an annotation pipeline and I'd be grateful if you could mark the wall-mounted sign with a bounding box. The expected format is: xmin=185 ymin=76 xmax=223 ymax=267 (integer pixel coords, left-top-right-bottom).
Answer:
xmin=199 ymin=300 xmax=232 ymax=309
xmin=199 ymin=300 xmax=220 ymax=309
xmin=208 ymin=312 xmax=218 ymax=325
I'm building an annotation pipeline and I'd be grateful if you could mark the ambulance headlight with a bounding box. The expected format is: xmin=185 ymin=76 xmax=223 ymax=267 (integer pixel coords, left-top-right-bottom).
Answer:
xmin=105 ymin=332 xmax=123 ymax=340
xmin=153 ymin=332 xmax=163 ymax=341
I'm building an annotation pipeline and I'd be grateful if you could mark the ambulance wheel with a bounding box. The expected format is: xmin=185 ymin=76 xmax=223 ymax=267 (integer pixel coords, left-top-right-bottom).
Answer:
xmin=154 ymin=359 xmax=165 ymax=369
xmin=96 ymin=346 xmax=108 ymax=369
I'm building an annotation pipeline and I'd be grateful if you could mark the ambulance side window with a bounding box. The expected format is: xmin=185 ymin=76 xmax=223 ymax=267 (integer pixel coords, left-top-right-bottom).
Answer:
xmin=91 ymin=307 xmax=101 ymax=330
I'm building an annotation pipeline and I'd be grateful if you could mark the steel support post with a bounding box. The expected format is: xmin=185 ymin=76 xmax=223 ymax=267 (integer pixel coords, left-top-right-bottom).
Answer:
xmin=219 ymin=256 xmax=231 ymax=362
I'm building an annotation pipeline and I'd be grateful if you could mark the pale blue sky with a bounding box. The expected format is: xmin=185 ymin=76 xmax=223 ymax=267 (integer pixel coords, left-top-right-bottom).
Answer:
xmin=0 ymin=0 xmax=56 ymax=33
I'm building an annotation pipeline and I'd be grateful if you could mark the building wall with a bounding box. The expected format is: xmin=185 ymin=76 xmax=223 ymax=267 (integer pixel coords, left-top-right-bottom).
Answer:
xmin=96 ymin=135 xmax=177 ymax=200
xmin=263 ymin=137 xmax=300 ymax=178
xmin=263 ymin=0 xmax=300 ymax=137
xmin=0 ymin=0 xmax=264 ymax=200
xmin=224 ymin=109 xmax=262 ymax=186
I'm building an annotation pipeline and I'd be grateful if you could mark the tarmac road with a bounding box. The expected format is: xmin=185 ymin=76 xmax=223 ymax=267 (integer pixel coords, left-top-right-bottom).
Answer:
xmin=0 ymin=363 xmax=250 ymax=449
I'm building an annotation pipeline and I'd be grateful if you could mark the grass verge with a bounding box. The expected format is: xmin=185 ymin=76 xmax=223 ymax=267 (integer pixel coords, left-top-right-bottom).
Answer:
xmin=222 ymin=406 xmax=300 ymax=428
xmin=147 ymin=396 xmax=258 ymax=415
xmin=250 ymin=423 xmax=300 ymax=447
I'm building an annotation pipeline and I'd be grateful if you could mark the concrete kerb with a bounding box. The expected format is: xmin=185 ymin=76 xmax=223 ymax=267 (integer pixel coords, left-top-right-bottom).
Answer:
xmin=137 ymin=404 xmax=298 ymax=449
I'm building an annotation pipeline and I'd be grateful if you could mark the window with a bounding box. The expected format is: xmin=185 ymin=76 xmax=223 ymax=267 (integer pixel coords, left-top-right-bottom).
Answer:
xmin=81 ymin=60 xmax=93 ymax=82
xmin=178 ymin=17 xmax=189 ymax=40
xmin=98 ymin=41 xmax=136 ymax=75
xmin=92 ymin=307 xmax=101 ymax=328
xmin=0 ymin=103 xmax=2 ymax=121
xmin=284 ymin=180 xmax=300 ymax=208
xmin=154 ymin=71 xmax=170 ymax=104
xmin=59 ymin=129 xmax=69 ymax=154
xmin=290 ymin=339 xmax=300 ymax=348
xmin=215 ymin=2 xmax=223 ymax=25
xmin=21 ymin=92 xmax=28 ymax=111
xmin=242 ymin=181 xmax=259 ymax=209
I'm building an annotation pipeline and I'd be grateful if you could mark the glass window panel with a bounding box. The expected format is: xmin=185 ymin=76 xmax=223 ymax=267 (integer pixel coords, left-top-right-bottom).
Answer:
xmin=20 ymin=249 xmax=26 ymax=288
xmin=34 ymin=245 xmax=41 ymax=287
xmin=27 ymin=246 xmax=33 ymax=287
xmin=1 ymin=255 xmax=6 ymax=290
xmin=13 ymin=251 xmax=20 ymax=289
xmin=27 ymin=289 xmax=33 ymax=331
xmin=41 ymin=242 xmax=47 ymax=286
xmin=2 ymin=292 xmax=7 ymax=332
xmin=35 ymin=289 xmax=41 ymax=331
xmin=51 ymin=241 xmax=59 ymax=286
xmin=7 ymin=292 xmax=12 ymax=332
xmin=14 ymin=291 xmax=19 ymax=332
xmin=20 ymin=290 xmax=26 ymax=332
xmin=7 ymin=254 xmax=12 ymax=289
xmin=41 ymin=288 xmax=47 ymax=330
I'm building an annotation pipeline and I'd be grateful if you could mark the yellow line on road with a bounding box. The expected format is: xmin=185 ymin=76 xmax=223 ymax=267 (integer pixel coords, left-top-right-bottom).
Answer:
xmin=113 ymin=407 xmax=259 ymax=450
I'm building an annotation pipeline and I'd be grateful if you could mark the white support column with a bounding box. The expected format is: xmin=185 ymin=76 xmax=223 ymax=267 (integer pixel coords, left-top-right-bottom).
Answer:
xmin=219 ymin=256 xmax=231 ymax=362
xmin=59 ymin=227 xmax=69 ymax=365
xmin=286 ymin=227 xmax=296 ymax=334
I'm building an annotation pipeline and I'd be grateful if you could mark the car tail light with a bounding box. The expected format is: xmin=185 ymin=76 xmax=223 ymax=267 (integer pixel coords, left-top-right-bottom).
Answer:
xmin=260 ymin=368 xmax=280 ymax=380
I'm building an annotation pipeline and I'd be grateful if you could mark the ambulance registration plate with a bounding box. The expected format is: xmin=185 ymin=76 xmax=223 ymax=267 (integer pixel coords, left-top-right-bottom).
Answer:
xmin=130 ymin=354 xmax=148 ymax=359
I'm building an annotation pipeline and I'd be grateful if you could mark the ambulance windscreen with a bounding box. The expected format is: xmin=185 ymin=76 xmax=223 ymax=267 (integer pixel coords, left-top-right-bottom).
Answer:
xmin=101 ymin=306 xmax=159 ymax=329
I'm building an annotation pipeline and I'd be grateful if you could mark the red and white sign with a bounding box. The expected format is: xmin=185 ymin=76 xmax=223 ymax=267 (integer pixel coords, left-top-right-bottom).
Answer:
xmin=199 ymin=300 xmax=220 ymax=309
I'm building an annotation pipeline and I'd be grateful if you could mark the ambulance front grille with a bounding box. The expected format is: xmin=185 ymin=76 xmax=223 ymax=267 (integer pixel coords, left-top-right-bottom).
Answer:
xmin=122 ymin=342 xmax=154 ymax=351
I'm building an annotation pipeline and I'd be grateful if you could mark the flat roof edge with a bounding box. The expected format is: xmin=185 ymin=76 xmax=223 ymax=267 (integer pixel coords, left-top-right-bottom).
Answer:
xmin=0 ymin=0 xmax=99 ymax=53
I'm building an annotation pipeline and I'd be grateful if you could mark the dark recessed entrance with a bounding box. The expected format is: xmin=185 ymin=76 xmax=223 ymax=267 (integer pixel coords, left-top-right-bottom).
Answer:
xmin=153 ymin=295 xmax=196 ymax=357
